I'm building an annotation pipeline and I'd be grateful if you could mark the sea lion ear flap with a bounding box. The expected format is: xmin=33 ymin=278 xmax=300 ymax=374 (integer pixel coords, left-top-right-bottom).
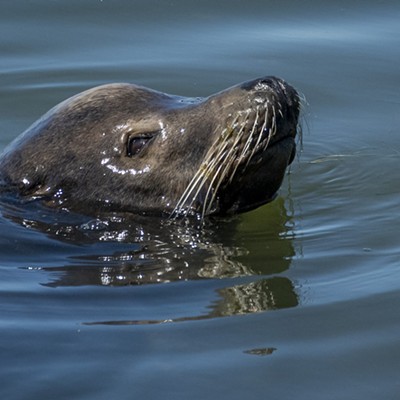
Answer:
xmin=16 ymin=175 xmax=57 ymax=203
xmin=25 ymin=184 xmax=51 ymax=199
xmin=17 ymin=179 xmax=53 ymax=202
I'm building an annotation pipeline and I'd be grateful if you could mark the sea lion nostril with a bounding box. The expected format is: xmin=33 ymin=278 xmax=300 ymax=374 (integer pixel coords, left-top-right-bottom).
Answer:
xmin=241 ymin=76 xmax=279 ymax=92
xmin=258 ymin=77 xmax=277 ymax=86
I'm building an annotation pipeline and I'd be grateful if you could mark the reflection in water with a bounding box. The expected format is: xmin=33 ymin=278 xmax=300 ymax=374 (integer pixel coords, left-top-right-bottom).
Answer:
xmin=243 ymin=347 xmax=277 ymax=356
xmin=84 ymin=277 xmax=298 ymax=325
xmin=1 ymin=194 xmax=299 ymax=324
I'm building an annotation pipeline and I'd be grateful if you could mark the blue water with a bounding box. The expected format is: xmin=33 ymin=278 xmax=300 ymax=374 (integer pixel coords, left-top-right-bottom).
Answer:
xmin=1 ymin=1 xmax=400 ymax=399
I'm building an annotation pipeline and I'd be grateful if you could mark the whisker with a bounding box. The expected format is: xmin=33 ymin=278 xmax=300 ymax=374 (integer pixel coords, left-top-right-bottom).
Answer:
xmin=170 ymin=116 xmax=240 ymax=218
xmin=223 ymin=111 xmax=253 ymax=182
xmin=201 ymin=159 xmax=226 ymax=218
xmin=204 ymin=133 xmax=241 ymax=216
xmin=245 ymin=103 xmax=269 ymax=168
xmin=263 ymin=104 xmax=277 ymax=151
xmin=228 ymin=108 xmax=259 ymax=183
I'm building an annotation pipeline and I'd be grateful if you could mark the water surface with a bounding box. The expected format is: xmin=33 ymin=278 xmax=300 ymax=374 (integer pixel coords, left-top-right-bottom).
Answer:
xmin=1 ymin=1 xmax=400 ymax=399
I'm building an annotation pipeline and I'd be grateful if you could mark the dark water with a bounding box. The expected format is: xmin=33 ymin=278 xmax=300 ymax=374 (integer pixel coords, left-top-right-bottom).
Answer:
xmin=1 ymin=1 xmax=400 ymax=399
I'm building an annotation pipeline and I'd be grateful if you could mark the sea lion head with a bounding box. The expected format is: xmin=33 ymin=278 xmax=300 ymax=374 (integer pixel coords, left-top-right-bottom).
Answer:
xmin=0 ymin=76 xmax=300 ymax=219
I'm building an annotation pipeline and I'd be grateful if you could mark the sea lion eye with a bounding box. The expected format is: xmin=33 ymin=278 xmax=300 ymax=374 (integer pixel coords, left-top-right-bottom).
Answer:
xmin=126 ymin=134 xmax=155 ymax=157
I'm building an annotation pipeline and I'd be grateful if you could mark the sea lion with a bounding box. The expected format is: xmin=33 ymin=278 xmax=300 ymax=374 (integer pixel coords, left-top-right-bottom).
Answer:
xmin=0 ymin=76 xmax=300 ymax=219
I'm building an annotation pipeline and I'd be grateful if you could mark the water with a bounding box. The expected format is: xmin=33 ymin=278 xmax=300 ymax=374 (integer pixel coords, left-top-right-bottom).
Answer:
xmin=1 ymin=0 xmax=400 ymax=399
